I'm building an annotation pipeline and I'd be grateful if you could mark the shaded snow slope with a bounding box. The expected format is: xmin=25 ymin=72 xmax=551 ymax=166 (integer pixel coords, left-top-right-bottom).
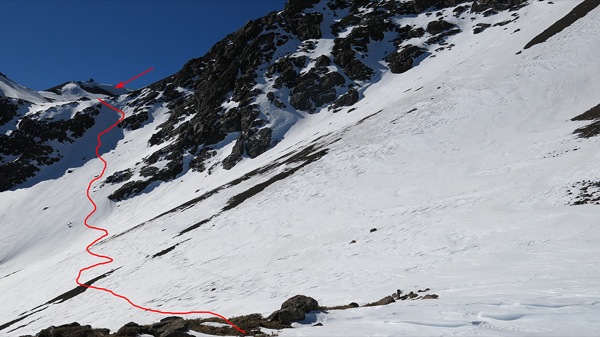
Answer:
xmin=1 ymin=1 xmax=600 ymax=336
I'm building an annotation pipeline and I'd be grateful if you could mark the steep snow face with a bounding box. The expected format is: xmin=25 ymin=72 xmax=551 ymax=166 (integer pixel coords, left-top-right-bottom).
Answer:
xmin=2 ymin=0 xmax=600 ymax=337
xmin=0 ymin=73 xmax=46 ymax=103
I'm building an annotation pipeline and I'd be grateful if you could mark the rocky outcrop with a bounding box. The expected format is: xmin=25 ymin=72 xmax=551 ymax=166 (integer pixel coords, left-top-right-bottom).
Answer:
xmin=246 ymin=128 xmax=273 ymax=158
xmin=426 ymin=19 xmax=456 ymax=35
xmin=285 ymin=0 xmax=321 ymax=15
xmin=107 ymin=180 xmax=152 ymax=201
xmin=290 ymin=69 xmax=346 ymax=112
xmin=104 ymin=169 xmax=133 ymax=184
xmin=0 ymin=0 xmax=530 ymax=195
xmin=331 ymin=88 xmax=359 ymax=109
xmin=572 ymin=102 xmax=600 ymax=138
xmin=364 ymin=295 xmax=395 ymax=307
xmin=32 ymin=322 xmax=109 ymax=337
xmin=222 ymin=135 xmax=246 ymax=170
xmin=471 ymin=0 xmax=527 ymax=12
xmin=268 ymin=295 xmax=320 ymax=324
xmin=0 ymin=105 xmax=99 ymax=191
xmin=386 ymin=45 xmax=428 ymax=74
xmin=0 ymin=97 xmax=20 ymax=126
xmin=286 ymin=12 xmax=324 ymax=40
xmin=14 ymin=290 xmax=438 ymax=336
xmin=568 ymin=180 xmax=600 ymax=206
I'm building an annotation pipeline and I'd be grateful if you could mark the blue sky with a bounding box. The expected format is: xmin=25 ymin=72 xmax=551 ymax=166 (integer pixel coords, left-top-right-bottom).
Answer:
xmin=2 ymin=0 xmax=286 ymax=90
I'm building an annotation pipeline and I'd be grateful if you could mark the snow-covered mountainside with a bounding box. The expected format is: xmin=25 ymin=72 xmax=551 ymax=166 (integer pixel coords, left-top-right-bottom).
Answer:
xmin=2 ymin=0 xmax=600 ymax=336
xmin=0 ymin=76 xmax=131 ymax=191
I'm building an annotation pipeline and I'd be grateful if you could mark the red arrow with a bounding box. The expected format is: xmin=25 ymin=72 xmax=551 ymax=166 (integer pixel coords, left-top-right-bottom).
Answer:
xmin=115 ymin=67 xmax=154 ymax=89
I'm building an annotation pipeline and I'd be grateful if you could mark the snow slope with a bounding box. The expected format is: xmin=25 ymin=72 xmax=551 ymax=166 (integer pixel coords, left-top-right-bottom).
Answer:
xmin=0 ymin=74 xmax=46 ymax=104
xmin=2 ymin=1 xmax=600 ymax=336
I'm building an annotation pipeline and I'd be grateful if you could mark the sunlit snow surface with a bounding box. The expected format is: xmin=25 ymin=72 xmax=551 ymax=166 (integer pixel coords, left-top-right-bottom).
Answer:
xmin=1 ymin=1 xmax=600 ymax=336
xmin=0 ymin=74 xmax=46 ymax=103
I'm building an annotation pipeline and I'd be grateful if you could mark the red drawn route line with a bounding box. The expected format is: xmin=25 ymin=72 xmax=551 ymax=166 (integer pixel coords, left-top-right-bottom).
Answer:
xmin=76 ymin=98 xmax=246 ymax=335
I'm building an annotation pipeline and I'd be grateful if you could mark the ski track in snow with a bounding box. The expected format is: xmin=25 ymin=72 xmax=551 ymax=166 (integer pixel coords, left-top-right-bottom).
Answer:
xmin=1 ymin=1 xmax=600 ymax=336
xmin=75 ymin=98 xmax=246 ymax=335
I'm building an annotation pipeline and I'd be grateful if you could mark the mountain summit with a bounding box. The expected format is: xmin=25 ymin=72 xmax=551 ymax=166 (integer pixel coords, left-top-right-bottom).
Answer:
xmin=1 ymin=0 xmax=600 ymax=336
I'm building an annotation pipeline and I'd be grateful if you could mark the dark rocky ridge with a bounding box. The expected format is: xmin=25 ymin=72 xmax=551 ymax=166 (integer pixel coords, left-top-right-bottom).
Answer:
xmin=1 ymin=0 xmax=527 ymax=195
xmin=105 ymin=0 xmax=527 ymax=201
xmin=0 ymin=97 xmax=21 ymax=126
xmin=572 ymin=102 xmax=600 ymax=138
xmin=524 ymin=0 xmax=600 ymax=50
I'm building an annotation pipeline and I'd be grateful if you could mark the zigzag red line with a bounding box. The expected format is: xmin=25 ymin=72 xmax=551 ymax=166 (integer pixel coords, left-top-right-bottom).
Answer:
xmin=75 ymin=97 xmax=246 ymax=335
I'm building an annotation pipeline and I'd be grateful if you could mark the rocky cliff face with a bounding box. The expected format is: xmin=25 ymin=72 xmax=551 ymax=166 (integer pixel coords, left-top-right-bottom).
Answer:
xmin=0 ymin=76 xmax=108 ymax=191
xmin=0 ymin=0 xmax=527 ymax=197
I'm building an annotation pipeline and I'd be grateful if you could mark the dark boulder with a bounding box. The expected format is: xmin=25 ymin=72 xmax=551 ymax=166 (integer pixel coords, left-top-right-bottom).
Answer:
xmin=147 ymin=317 xmax=190 ymax=337
xmin=473 ymin=23 xmax=491 ymax=34
xmin=314 ymin=55 xmax=331 ymax=67
xmin=365 ymin=295 xmax=395 ymax=307
xmin=268 ymin=295 xmax=319 ymax=324
xmin=422 ymin=294 xmax=439 ymax=299
xmin=407 ymin=27 xmax=426 ymax=38
xmin=104 ymin=169 xmax=133 ymax=184
xmin=139 ymin=165 xmax=159 ymax=178
xmin=385 ymin=45 xmax=428 ymax=74
xmin=426 ymin=19 xmax=456 ymax=35
xmin=115 ymin=322 xmax=144 ymax=336
xmin=332 ymin=88 xmax=359 ymax=108
xmin=108 ymin=180 xmax=152 ymax=201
